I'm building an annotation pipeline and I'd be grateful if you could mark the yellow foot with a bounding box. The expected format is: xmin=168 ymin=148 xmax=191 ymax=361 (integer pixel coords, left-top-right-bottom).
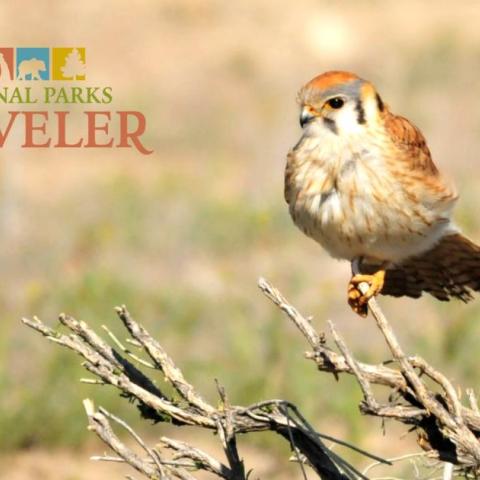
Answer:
xmin=347 ymin=270 xmax=386 ymax=317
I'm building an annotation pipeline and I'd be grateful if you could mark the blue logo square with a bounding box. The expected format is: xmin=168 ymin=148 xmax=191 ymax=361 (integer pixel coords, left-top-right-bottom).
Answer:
xmin=16 ymin=47 xmax=50 ymax=80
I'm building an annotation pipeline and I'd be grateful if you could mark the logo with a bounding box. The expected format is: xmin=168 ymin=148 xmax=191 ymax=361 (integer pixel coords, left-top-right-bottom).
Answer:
xmin=0 ymin=47 xmax=86 ymax=81
xmin=0 ymin=47 xmax=153 ymax=155
xmin=52 ymin=48 xmax=86 ymax=80
xmin=0 ymin=48 xmax=14 ymax=80
xmin=16 ymin=48 xmax=50 ymax=80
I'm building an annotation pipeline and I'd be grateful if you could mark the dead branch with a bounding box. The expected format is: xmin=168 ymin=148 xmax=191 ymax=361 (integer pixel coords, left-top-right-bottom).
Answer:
xmin=22 ymin=304 xmax=385 ymax=479
xmin=22 ymin=276 xmax=479 ymax=478
xmin=257 ymin=277 xmax=480 ymax=474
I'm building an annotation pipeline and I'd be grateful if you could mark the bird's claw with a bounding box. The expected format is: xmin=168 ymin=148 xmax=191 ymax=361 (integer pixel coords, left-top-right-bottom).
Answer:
xmin=347 ymin=270 xmax=386 ymax=317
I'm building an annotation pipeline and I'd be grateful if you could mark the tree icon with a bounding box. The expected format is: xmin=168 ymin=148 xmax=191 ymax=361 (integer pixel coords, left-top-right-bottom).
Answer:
xmin=60 ymin=48 xmax=86 ymax=80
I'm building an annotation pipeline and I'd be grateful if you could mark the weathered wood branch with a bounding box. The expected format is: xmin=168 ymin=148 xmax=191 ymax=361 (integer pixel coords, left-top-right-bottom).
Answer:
xmin=22 ymin=301 xmax=385 ymax=479
xmin=258 ymin=277 xmax=480 ymax=474
xmin=21 ymin=276 xmax=480 ymax=478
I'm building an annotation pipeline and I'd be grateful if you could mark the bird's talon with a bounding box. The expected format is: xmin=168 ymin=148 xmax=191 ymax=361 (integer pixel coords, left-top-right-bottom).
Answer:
xmin=347 ymin=288 xmax=361 ymax=300
xmin=347 ymin=270 xmax=386 ymax=317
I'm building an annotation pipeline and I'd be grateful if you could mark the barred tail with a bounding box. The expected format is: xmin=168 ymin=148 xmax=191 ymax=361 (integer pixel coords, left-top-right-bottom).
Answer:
xmin=380 ymin=233 xmax=480 ymax=302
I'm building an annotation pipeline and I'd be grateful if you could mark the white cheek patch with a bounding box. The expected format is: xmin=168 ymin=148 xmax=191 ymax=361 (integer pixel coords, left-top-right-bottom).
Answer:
xmin=363 ymin=95 xmax=378 ymax=120
xmin=334 ymin=104 xmax=364 ymax=135
xmin=304 ymin=119 xmax=335 ymax=139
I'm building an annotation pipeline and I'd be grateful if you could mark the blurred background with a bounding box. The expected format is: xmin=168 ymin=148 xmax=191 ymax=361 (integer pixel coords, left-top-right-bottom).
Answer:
xmin=1 ymin=1 xmax=480 ymax=478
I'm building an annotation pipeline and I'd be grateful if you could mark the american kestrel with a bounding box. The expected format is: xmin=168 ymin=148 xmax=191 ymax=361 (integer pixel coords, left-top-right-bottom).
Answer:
xmin=285 ymin=70 xmax=480 ymax=316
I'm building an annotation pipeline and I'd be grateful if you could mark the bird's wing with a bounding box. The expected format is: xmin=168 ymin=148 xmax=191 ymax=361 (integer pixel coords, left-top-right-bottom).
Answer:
xmin=383 ymin=110 xmax=458 ymax=213
xmin=384 ymin=112 xmax=439 ymax=176
xmin=377 ymin=233 xmax=480 ymax=301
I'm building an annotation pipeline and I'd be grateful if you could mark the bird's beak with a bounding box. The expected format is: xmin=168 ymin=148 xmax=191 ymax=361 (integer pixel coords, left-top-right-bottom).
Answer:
xmin=300 ymin=107 xmax=315 ymax=128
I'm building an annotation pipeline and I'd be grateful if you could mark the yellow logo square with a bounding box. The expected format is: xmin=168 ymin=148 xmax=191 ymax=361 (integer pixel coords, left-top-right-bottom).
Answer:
xmin=52 ymin=47 xmax=86 ymax=80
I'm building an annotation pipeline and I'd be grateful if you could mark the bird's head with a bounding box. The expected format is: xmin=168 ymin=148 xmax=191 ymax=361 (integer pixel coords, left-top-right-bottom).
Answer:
xmin=297 ymin=71 xmax=385 ymax=137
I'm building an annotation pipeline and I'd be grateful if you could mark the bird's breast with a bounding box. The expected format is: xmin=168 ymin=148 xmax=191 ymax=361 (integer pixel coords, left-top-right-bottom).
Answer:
xmin=285 ymin=137 xmax=450 ymax=262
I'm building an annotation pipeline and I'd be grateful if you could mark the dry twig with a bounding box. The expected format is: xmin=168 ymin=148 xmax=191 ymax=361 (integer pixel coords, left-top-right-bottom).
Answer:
xmin=258 ymin=275 xmax=480 ymax=473
xmin=22 ymin=276 xmax=480 ymax=478
xmin=22 ymin=303 xmax=383 ymax=479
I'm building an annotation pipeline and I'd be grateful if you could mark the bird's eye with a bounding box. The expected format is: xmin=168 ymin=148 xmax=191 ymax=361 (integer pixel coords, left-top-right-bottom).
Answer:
xmin=327 ymin=97 xmax=344 ymax=109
